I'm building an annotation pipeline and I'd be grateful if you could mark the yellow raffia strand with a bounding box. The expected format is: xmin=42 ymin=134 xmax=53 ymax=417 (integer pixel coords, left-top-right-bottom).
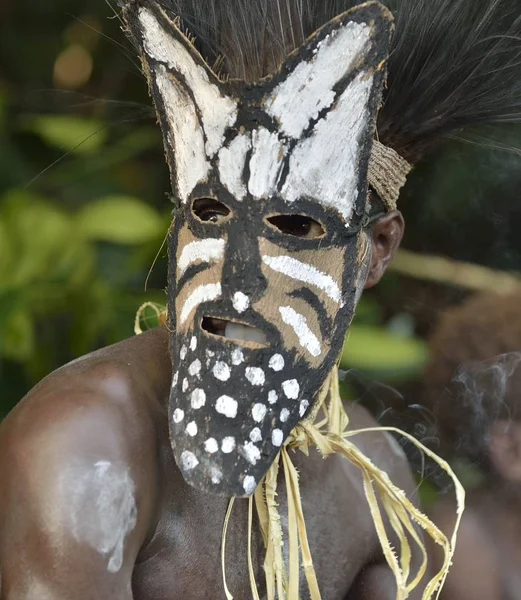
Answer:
xmin=221 ymin=366 xmax=465 ymax=600
xmin=134 ymin=302 xmax=165 ymax=335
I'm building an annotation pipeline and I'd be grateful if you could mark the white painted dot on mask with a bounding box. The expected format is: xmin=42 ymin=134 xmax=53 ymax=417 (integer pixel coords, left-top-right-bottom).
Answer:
xmin=250 ymin=427 xmax=262 ymax=443
xmin=252 ymin=403 xmax=267 ymax=423
xmin=205 ymin=438 xmax=219 ymax=454
xmin=299 ymin=399 xmax=310 ymax=418
xmin=180 ymin=346 xmax=188 ymax=360
xmin=243 ymin=441 xmax=261 ymax=465
xmin=191 ymin=388 xmax=206 ymax=409
xmin=206 ymin=349 xmax=215 ymax=358
xmin=182 ymin=378 xmax=189 ymax=393
xmin=233 ymin=292 xmax=250 ymax=314
xmin=190 ymin=336 xmax=197 ymax=351
xmin=243 ymin=475 xmax=257 ymax=495
xmin=280 ymin=408 xmax=290 ymax=423
xmin=222 ymin=437 xmax=236 ymax=454
xmin=268 ymin=391 xmax=278 ymax=405
xmin=171 ymin=372 xmax=179 ymax=388
xmin=246 ymin=367 xmax=265 ymax=387
xmin=282 ymin=379 xmax=300 ymax=400
xmin=213 ymin=361 xmax=231 ymax=381
xmin=211 ymin=468 xmax=223 ymax=485
xmin=231 ymin=348 xmax=244 ymax=366
xmin=272 ymin=429 xmax=284 ymax=447
xmin=186 ymin=421 xmax=198 ymax=437
xmin=173 ymin=409 xmax=185 ymax=424
xmin=269 ymin=354 xmax=285 ymax=372
xmin=216 ymin=395 xmax=238 ymax=419
xmin=189 ymin=359 xmax=202 ymax=377
xmin=180 ymin=451 xmax=198 ymax=471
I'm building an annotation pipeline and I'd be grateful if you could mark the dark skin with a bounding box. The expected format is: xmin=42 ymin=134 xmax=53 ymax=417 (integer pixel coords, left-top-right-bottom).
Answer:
xmin=429 ymin=420 xmax=521 ymax=600
xmin=0 ymin=212 xmax=425 ymax=600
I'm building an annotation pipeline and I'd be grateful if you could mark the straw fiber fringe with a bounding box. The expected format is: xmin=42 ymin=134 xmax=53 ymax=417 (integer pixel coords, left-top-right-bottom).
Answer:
xmin=368 ymin=140 xmax=412 ymax=211
xmin=222 ymin=367 xmax=465 ymax=600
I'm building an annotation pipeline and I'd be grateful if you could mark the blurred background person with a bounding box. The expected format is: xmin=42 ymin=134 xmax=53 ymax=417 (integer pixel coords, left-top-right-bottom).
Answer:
xmin=424 ymin=291 xmax=521 ymax=600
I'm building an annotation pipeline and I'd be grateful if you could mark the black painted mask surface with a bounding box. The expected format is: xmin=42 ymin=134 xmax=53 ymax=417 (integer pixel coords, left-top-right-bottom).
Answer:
xmin=123 ymin=1 xmax=392 ymax=496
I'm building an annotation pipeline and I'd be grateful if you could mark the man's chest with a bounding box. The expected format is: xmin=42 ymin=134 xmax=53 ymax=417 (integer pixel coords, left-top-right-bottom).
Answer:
xmin=131 ymin=454 xmax=376 ymax=600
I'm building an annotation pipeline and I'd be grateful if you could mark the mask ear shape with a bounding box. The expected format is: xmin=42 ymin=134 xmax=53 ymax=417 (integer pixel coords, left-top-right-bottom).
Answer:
xmin=265 ymin=2 xmax=393 ymax=223
xmin=123 ymin=2 xmax=238 ymax=203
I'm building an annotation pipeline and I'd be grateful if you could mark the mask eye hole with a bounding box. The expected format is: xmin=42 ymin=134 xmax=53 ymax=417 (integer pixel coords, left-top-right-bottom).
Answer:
xmin=192 ymin=198 xmax=230 ymax=224
xmin=267 ymin=215 xmax=325 ymax=239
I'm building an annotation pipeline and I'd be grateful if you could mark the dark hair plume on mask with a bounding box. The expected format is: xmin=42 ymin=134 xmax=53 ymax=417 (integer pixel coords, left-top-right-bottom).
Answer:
xmin=121 ymin=0 xmax=521 ymax=164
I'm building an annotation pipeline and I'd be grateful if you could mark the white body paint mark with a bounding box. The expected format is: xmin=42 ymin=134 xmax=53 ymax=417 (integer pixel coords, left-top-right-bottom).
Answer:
xmin=180 ymin=345 xmax=188 ymax=360
xmin=281 ymin=73 xmax=373 ymax=222
xmin=180 ymin=283 xmax=222 ymax=325
xmin=218 ymin=133 xmax=252 ymax=199
xmin=182 ymin=378 xmax=189 ymax=393
xmin=222 ymin=437 xmax=236 ymax=454
xmin=266 ymin=22 xmax=370 ymax=139
xmin=205 ymin=438 xmax=219 ymax=454
xmin=252 ymin=403 xmax=267 ymax=423
xmin=216 ymin=395 xmax=238 ymax=419
xmin=153 ymin=66 xmax=209 ymax=202
xmin=248 ymin=127 xmax=286 ymax=198
xmin=190 ymin=336 xmax=197 ymax=351
xmin=213 ymin=361 xmax=231 ymax=381
xmin=250 ymin=428 xmax=262 ymax=443
xmin=243 ymin=442 xmax=261 ymax=465
xmin=178 ymin=239 xmax=225 ymax=276
xmin=269 ymin=354 xmax=285 ymax=372
xmin=181 ymin=451 xmax=199 ymax=471
xmin=246 ymin=367 xmax=265 ymax=387
xmin=272 ymin=429 xmax=284 ymax=447
xmin=139 ymin=9 xmax=237 ymax=158
xmin=280 ymin=408 xmax=290 ymax=423
xmin=268 ymin=391 xmax=278 ymax=405
xmin=173 ymin=409 xmax=185 ymax=424
xmin=232 ymin=292 xmax=250 ymax=314
xmin=188 ymin=359 xmax=202 ymax=377
xmin=279 ymin=306 xmax=322 ymax=358
xmin=231 ymin=348 xmax=244 ymax=366
xmin=64 ymin=460 xmax=137 ymax=574
xmin=263 ymin=255 xmax=342 ymax=305
xmin=243 ymin=476 xmax=257 ymax=496
xmin=191 ymin=389 xmax=206 ymax=410
xmin=282 ymin=379 xmax=300 ymax=400
xmin=186 ymin=421 xmax=198 ymax=437
xmin=299 ymin=399 xmax=310 ymax=418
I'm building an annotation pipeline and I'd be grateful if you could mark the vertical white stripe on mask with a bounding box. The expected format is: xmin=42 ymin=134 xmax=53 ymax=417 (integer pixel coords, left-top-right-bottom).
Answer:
xmin=279 ymin=306 xmax=322 ymax=357
xmin=178 ymin=239 xmax=225 ymax=275
xmin=263 ymin=255 xmax=343 ymax=305
xmin=180 ymin=283 xmax=222 ymax=325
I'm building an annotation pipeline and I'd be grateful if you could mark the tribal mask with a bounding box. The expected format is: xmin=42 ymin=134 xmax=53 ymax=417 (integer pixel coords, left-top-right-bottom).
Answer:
xmin=124 ymin=1 xmax=392 ymax=496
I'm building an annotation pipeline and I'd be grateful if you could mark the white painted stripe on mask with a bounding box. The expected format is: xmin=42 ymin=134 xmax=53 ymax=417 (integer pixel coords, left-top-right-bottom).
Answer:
xmin=263 ymin=255 xmax=343 ymax=305
xmin=180 ymin=283 xmax=222 ymax=325
xmin=178 ymin=239 xmax=225 ymax=275
xmin=279 ymin=306 xmax=322 ymax=357
xmin=248 ymin=127 xmax=286 ymax=199
xmin=218 ymin=133 xmax=252 ymax=200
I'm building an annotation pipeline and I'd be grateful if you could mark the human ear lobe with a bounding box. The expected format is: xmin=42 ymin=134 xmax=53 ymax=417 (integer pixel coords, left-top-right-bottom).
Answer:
xmin=364 ymin=210 xmax=405 ymax=289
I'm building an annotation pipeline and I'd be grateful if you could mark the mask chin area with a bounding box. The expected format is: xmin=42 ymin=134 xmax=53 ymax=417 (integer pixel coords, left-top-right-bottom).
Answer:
xmin=201 ymin=316 xmax=269 ymax=347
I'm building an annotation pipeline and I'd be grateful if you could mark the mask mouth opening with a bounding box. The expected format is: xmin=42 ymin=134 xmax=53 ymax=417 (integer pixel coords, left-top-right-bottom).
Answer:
xmin=201 ymin=316 xmax=269 ymax=348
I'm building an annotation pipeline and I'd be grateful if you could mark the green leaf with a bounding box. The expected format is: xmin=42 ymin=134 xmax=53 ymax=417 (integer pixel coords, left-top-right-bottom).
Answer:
xmin=2 ymin=310 xmax=35 ymax=362
xmin=20 ymin=115 xmax=106 ymax=155
xmin=77 ymin=195 xmax=165 ymax=245
xmin=341 ymin=324 xmax=428 ymax=382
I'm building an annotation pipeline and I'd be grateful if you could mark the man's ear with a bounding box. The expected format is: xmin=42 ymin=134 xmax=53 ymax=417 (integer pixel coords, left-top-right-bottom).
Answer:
xmin=488 ymin=420 xmax=521 ymax=482
xmin=364 ymin=210 xmax=405 ymax=289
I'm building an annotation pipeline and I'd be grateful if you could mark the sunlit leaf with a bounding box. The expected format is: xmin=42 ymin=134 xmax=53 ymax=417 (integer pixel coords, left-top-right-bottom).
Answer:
xmin=77 ymin=195 xmax=165 ymax=244
xmin=20 ymin=115 xmax=107 ymax=155
xmin=341 ymin=324 xmax=428 ymax=381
